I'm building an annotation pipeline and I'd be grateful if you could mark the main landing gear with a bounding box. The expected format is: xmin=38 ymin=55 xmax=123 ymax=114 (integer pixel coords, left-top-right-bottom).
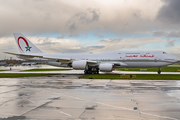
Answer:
xmin=157 ymin=67 xmax=161 ymax=74
xmin=84 ymin=68 xmax=99 ymax=74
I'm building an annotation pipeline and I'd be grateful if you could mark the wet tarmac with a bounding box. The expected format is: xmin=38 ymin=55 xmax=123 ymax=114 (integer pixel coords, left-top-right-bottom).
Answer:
xmin=0 ymin=76 xmax=180 ymax=120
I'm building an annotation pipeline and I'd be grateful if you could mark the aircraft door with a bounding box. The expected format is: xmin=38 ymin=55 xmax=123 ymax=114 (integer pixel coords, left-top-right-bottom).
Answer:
xmin=119 ymin=52 xmax=125 ymax=62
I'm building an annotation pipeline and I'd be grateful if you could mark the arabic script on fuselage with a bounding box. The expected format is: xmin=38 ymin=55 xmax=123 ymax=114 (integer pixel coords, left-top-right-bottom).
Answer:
xmin=140 ymin=55 xmax=154 ymax=57
xmin=125 ymin=55 xmax=154 ymax=58
xmin=126 ymin=55 xmax=138 ymax=57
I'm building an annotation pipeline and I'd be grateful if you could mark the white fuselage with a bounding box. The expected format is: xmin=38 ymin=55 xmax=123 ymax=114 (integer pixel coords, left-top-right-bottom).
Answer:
xmin=20 ymin=50 xmax=178 ymax=68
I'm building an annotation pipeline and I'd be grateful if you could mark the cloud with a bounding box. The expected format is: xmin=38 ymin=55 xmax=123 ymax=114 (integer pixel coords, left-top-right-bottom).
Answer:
xmin=93 ymin=37 xmax=166 ymax=52
xmin=168 ymin=46 xmax=180 ymax=58
xmin=100 ymin=38 xmax=122 ymax=43
xmin=166 ymin=40 xmax=176 ymax=47
xmin=94 ymin=32 xmax=104 ymax=38
xmin=153 ymin=31 xmax=167 ymax=37
xmin=0 ymin=37 xmax=19 ymax=59
xmin=66 ymin=8 xmax=101 ymax=36
xmin=0 ymin=0 xmax=164 ymax=38
xmin=153 ymin=31 xmax=180 ymax=38
xmin=57 ymin=34 xmax=65 ymax=39
xmin=167 ymin=31 xmax=180 ymax=38
xmin=157 ymin=0 xmax=180 ymax=24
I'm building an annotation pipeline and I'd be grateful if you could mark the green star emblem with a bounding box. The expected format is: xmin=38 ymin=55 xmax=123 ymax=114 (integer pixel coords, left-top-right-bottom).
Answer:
xmin=25 ymin=45 xmax=32 ymax=52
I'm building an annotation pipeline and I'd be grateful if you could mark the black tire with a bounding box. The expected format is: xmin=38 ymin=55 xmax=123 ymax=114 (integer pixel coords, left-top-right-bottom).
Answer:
xmin=84 ymin=70 xmax=88 ymax=74
xmin=158 ymin=70 xmax=161 ymax=74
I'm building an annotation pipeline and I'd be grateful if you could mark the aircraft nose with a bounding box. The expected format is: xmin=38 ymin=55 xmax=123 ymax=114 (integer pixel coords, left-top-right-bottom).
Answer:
xmin=173 ymin=57 xmax=178 ymax=63
xmin=175 ymin=58 xmax=179 ymax=63
xmin=167 ymin=55 xmax=178 ymax=63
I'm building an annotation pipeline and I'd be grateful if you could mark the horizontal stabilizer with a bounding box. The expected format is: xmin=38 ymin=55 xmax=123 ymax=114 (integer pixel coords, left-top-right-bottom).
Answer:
xmin=4 ymin=52 xmax=72 ymax=62
xmin=4 ymin=52 xmax=43 ymax=58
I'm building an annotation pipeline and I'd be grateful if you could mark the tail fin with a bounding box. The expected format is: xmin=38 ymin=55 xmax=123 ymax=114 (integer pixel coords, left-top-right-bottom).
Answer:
xmin=13 ymin=33 xmax=43 ymax=53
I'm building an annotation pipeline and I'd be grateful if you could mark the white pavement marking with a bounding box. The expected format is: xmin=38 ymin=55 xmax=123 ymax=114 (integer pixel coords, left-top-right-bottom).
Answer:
xmin=57 ymin=110 xmax=72 ymax=117
xmin=28 ymin=99 xmax=36 ymax=103
xmin=113 ymin=71 xmax=180 ymax=74
xmin=140 ymin=112 xmax=178 ymax=120
xmin=95 ymin=101 xmax=133 ymax=111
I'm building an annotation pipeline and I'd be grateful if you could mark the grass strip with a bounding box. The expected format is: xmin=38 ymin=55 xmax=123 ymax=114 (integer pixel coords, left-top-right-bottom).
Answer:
xmin=0 ymin=73 xmax=57 ymax=78
xmin=23 ymin=68 xmax=72 ymax=72
xmin=116 ymin=66 xmax=180 ymax=72
xmin=79 ymin=74 xmax=180 ymax=80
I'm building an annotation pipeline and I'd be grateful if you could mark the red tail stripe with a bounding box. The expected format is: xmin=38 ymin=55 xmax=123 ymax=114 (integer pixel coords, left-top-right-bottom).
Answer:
xmin=18 ymin=37 xmax=29 ymax=52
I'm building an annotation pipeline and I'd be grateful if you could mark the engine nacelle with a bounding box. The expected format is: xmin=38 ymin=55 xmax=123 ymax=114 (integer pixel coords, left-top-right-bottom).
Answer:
xmin=72 ymin=60 xmax=87 ymax=70
xmin=99 ymin=63 xmax=113 ymax=72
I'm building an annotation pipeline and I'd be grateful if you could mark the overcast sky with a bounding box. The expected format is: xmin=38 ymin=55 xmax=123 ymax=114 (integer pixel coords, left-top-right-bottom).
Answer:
xmin=0 ymin=0 xmax=180 ymax=59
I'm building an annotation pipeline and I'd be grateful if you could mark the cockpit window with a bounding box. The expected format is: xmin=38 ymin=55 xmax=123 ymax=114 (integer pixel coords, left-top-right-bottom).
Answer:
xmin=163 ymin=52 xmax=167 ymax=54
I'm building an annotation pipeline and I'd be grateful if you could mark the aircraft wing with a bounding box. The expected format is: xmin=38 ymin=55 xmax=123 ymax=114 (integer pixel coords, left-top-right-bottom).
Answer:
xmin=4 ymin=52 xmax=99 ymax=63
xmin=43 ymin=56 xmax=72 ymax=63
xmin=87 ymin=61 xmax=128 ymax=67
xmin=100 ymin=61 xmax=128 ymax=67
xmin=4 ymin=52 xmax=127 ymax=67
xmin=4 ymin=52 xmax=43 ymax=58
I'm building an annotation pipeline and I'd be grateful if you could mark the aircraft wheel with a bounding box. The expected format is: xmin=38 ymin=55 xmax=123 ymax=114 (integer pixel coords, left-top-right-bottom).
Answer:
xmin=157 ymin=67 xmax=161 ymax=74
xmin=158 ymin=70 xmax=161 ymax=74
xmin=96 ymin=68 xmax=99 ymax=74
xmin=92 ymin=71 xmax=96 ymax=74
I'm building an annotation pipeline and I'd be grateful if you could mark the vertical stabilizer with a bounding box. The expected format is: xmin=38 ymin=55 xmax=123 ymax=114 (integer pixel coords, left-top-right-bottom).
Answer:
xmin=13 ymin=33 xmax=43 ymax=53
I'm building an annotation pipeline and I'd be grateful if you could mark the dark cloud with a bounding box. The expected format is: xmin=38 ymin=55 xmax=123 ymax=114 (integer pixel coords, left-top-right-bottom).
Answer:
xmin=166 ymin=40 xmax=176 ymax=47
xmin=132 ymin=9 xmax=141 ymax=19
xmin=167 ymin=31 xmax=180 ymax=38
xmin=157 ymin=0 xmax=180 ymax=24
xmin=66 ymin=8 xmax=101 ymax=36
xmin=94 ymin=32 xmax=104 ymax=38
xmin=153 ymin=31 xmax=180 ymax=38
xmin=153 ymin=31 xmax=167 ymax=37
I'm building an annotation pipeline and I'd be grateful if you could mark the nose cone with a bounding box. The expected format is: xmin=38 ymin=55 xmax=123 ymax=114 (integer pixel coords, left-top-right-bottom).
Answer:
xmin=164 ymin=54 xmax=178 ymax=63
xmin=174 ymin=58 xmax=179 ymax=63
xmin=171 ymin=56 xmax=178 ymax=63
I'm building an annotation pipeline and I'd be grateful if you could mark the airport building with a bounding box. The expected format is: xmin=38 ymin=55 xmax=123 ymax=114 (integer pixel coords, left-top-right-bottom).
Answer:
xmin=0 ymin=61 xmax=6 ymax=66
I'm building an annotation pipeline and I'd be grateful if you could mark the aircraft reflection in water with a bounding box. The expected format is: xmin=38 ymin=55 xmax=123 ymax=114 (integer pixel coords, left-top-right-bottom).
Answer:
xmin=5 ymin=33 xmax=178 ymax=74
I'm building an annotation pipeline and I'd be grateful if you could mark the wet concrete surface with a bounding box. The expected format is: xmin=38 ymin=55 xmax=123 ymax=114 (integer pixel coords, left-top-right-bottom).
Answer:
xmin=0 ymin=76 xmax=180 ymax=120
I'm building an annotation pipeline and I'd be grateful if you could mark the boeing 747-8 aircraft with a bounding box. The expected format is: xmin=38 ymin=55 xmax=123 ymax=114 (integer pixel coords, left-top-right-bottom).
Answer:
xmin=5 ymin=33 xmax=178 ymax=74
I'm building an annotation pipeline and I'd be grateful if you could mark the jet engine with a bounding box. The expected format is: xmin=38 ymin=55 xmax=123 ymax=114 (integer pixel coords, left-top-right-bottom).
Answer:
xmin=99 ymin=63 xmax=113 ymax=72
xmin=72 ymin=60 xmax=87 ymax=70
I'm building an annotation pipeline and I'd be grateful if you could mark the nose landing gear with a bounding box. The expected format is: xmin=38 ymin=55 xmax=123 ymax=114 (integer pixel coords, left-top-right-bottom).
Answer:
xmin=157 ymin=67 xmax=161 ymax=74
